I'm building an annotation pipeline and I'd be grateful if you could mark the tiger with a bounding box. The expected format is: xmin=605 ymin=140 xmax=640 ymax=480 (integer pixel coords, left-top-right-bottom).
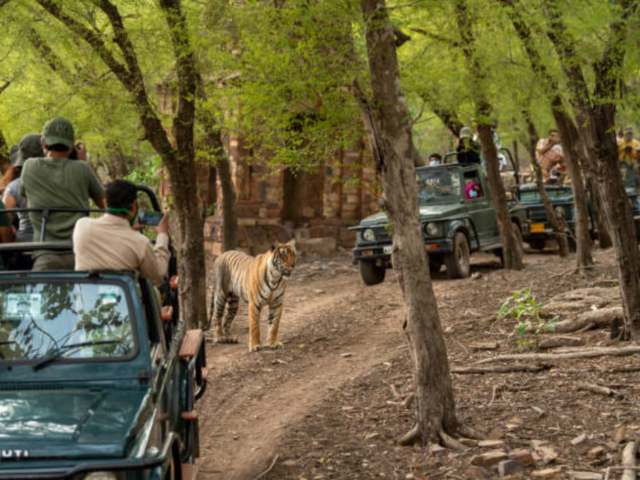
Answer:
xmin=208 ymin=242 xmax=297 ymax=352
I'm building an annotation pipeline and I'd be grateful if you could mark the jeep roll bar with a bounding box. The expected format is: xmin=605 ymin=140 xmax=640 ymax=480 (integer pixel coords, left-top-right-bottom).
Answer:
xmin=443 ymin=148 xmax=520 ymax=188
xmin=0 ymin=184 xmax=164 ymax=253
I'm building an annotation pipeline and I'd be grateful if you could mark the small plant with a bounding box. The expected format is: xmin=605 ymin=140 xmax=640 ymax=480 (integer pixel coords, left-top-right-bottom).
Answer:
xmin=498 ymin=289 xmax=559 ymax=348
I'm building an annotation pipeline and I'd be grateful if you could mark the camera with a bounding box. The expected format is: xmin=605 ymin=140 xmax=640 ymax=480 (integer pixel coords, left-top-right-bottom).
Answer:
xmin=138 ymin=211 xmax=164 ymax=227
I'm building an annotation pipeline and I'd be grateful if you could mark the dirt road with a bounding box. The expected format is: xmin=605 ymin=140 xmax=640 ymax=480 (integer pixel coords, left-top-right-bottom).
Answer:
xmin=195 ymin=252 xmax=516 ymax=478
xmin=196 ymin=257 xmax=406 ymax=479
xmin=195 ymin=248 xmax=639 ymax=479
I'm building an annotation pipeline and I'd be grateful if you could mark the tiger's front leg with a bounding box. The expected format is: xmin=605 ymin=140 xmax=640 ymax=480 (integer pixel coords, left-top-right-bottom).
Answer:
xmin=266 ymin=301 xmax=284 ymax=349
xmin=248 ymin=302 xmax=263 ymax=352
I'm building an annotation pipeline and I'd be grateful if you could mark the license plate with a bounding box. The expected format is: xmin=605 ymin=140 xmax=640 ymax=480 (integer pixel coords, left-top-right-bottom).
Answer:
xmin=530 ymin=223 xmax=545 ymax=233
xmin=383 ymin=245 xmax=393 ymax=255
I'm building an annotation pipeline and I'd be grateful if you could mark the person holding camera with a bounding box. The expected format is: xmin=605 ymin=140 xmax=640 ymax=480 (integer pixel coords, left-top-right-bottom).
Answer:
xmin=20 ymin=117 xmax=106 ymax=271
xmin=536 ymin=129 xmax=565 ymax=180
xmin=617 ymin=127 xmax=640 ymax=164
xmin=73 ymin=180 xmax=170 ymax=285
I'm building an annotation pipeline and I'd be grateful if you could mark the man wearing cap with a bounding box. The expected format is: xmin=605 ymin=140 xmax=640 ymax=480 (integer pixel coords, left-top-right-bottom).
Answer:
xmin=20 ymin=117 xmax=106 ymax=271
xmin=456 ymin=126 xmax=481 ymax=165
xmin=617 ymin=127 xmax=640 ymax=164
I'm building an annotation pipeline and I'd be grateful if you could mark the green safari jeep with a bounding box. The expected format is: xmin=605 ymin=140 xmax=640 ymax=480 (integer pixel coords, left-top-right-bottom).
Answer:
xmin=351 ymin=158 xmax=528 ymax=285
xmin=0 ymin=187 xmax=207 ymax=480
xmin=517 ymin=184 xmax=587 ymax=251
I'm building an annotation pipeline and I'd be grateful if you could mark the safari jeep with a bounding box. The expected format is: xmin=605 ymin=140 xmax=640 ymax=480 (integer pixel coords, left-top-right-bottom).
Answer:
xmin=0 ymin=186 xmax=206 ymax=480
xmin=351 ymin=154 xmax=528 ymax=285
xmin=517 ymin=184 xmax=587 ymax=251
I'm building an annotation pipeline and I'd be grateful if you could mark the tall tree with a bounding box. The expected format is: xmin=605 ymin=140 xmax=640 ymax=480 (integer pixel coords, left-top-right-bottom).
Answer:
xmin=497 ymin=0 xmax=592 ymax=266
xmin=453 ymin=0 xmax=523 ymax=270
xmin=356 ymin=0 xmax=479 ymax=447
xmin=544 ymin=0 xmax=640 ymax=338
xmin=32 ymin=0 xmax=208 ymax=329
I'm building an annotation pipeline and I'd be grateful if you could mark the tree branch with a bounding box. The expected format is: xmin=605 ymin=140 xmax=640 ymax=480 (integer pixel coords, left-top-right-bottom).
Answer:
xmin=392 ymin=25 xmax=411 ymax=47
xmin=409 ymin=27 xmax=460 ymax=48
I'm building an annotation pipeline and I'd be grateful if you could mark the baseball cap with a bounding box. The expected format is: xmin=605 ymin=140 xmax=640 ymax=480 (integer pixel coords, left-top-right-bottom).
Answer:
xmin=9 ymin=145 xmax=19 ymax=165
xmin=43 ymin=117 xmax=74 ymax=149
xmin=624 ymin=127 xmax=634 ymax=134
xmin=16 ymin=134 xmax=44 ymax=167
xmin=460 ymin=126 xmax=472 ymax=139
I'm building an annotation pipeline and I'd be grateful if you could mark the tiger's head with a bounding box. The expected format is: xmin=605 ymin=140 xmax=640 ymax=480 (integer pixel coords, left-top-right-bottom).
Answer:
xmin=269 ymin=241 xmax=297 ymax=277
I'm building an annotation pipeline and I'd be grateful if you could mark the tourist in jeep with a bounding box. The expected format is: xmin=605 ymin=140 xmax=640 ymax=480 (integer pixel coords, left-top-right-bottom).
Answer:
xmin=536 ymin=129 xmax=565 ymax=180
xmin=20 ymin=117 xmax=106 ymax=271
xmin=73 ymin=179 xmax=171 ymax=285
xmin=456 ymin=126 xmax=481 ymax=165
xmin=429 ymin=153 xmax=442 ymax=166
xmin=618 ymin=127 xmax=640 ymax=165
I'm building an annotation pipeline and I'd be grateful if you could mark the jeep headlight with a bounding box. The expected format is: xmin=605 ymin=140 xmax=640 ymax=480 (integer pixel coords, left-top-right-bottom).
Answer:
xmin=554 ymin=206 xmax=565 ymax=218
xmin=84 ymin=473 xmax=118 ymax=480
xmin=424 ymin=222 xmax=439 ymax=236
xmin=362 ymin=228 xmax=375 ymax=242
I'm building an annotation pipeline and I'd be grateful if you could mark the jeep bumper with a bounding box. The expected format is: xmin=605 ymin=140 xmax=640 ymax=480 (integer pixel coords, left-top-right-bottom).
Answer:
xmin=353 ymin=239 xmax=454 ymax=263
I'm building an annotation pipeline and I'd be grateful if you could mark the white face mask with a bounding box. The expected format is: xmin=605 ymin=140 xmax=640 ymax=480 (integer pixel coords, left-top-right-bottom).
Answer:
xmin=469 ymin=189 xmax=479 ymax=198
xmin=430 ymin=160 xmax=440 ymax=166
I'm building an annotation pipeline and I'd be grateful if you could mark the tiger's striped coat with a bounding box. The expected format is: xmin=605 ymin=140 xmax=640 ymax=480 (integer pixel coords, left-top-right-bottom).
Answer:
xmin=209 ymin=242 xmax=297 ymax=351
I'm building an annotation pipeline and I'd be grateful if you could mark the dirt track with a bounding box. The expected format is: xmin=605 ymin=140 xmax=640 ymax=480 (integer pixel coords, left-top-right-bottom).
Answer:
xmin=196 ymin=258 xmax=406 ymax=479
xmin=196 ymin=248 xmax=640 ymax=479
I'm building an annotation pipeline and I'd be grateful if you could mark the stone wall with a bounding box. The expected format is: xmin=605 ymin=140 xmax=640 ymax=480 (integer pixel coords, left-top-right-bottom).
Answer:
xmin=204 ymin=136 xmax=379 ymax=260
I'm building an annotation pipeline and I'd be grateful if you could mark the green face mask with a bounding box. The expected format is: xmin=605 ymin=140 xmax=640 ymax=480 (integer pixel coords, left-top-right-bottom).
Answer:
xmin=106 ymin=205 xmax=136 ymax=226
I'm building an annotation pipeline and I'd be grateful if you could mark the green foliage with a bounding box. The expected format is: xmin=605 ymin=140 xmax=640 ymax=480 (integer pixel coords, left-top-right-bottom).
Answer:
xmin=498 ymin=289 xmax=559 ymax=347
xmin=1 ymin=0 xmax=638 ymax=179
xmin=126 ymin=155 xmax=164 ymax=190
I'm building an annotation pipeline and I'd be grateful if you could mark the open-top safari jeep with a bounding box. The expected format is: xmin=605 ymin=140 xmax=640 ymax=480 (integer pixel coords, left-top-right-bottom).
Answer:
xmin=0 ymin=186 xmax=206 ymax=480
xmin=351 ymin=149 xmax=528 ymax=285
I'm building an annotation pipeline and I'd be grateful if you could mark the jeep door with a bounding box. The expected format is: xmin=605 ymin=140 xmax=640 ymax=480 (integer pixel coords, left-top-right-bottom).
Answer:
xmin=464 ymin=171 xmax=500 ymax=248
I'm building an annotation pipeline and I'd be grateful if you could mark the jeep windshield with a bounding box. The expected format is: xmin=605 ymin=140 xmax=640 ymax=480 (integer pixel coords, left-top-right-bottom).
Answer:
xmin=416 ymin=167 xmax=462 ymax=203
xmin=0 ymin=281 xmax=136 ymax=364
xmin=519 ymin=187 xmax=572 ymax=201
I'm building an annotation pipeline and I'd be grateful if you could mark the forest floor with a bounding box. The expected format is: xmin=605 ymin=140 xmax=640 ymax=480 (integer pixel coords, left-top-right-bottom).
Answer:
xmin=195 ymin=247 xmax=640 ymax=480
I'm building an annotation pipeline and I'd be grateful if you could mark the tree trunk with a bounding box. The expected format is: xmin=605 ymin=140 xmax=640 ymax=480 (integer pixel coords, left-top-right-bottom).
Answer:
xmin=164 ymin=159 xmax=208 ymax=329
xmin=358 ymin=0 xmax=466 ymax=447
xmin=523 ymin=112 xmax=569 ymax=257
xmin=591 ymin=107 xmax=640 ymax=339
xmin=198 ymin=98 xmax=238 ymax=252
xmin=477 ymin=125 xmax=523 ymax=269
xmin=498 ymin=0 xmax=587 ymax=264
xmin=543 ymin=0 xmax=639 ymax=337
xmin=34 ymin=0 xmax=209 ymax=329
xmin=589 ymin=180 xmax=613 ymax=248
xmin=551 ymin=107 xmax=593 ymax=267
xmin=209 ymin=127 xmax=238 ymax=251
xmin=455 ymin=0 xmax=522 ymax=270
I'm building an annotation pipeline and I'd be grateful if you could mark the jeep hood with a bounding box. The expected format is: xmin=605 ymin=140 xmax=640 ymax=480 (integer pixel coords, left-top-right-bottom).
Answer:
xmin=360 ymin=203 xmax=466 ymax=227
xmin=0 ymin=388 xmax=149 ymax=460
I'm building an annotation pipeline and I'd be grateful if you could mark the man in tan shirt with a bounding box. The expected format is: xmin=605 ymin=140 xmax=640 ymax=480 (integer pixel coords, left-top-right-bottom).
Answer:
xmin=73 ymin=180 xmax=170 ymax=285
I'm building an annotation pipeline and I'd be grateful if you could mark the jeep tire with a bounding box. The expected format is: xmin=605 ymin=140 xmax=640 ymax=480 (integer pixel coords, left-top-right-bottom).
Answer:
xmin=429 ymin=259 xmax=442 ymax=275
xmin=445 ymin=232 xmax=470 ymax=279
xmin=359 ymin=261 xmax=386 ymax=285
